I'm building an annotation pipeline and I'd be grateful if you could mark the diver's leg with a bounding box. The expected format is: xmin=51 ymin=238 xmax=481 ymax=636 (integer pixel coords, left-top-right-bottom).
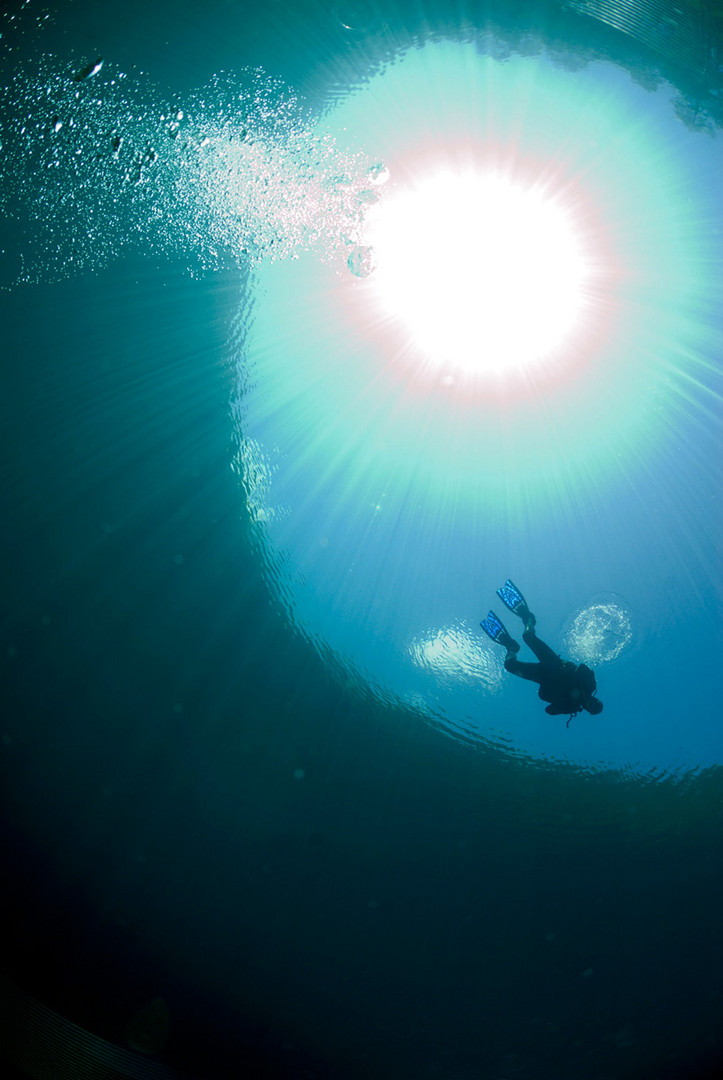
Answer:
xmin=522 ymin=628 xmax=559 ymax=666
xmin=504 ymin=657 xmax=543 ymax=684
xmin=498 ymin=629 xmax=520 ymax=658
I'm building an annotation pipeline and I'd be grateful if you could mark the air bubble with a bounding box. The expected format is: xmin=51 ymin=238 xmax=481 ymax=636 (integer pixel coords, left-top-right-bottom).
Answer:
xmin=368 ymin=162 xmax=389 ymax=185
xmin=347 ymin=245 xmax=376 ymax=277
xmin=334 ymin=1 xmax=379 ymax=33
xmin=73 ymin=57 xmax=103 ymax=82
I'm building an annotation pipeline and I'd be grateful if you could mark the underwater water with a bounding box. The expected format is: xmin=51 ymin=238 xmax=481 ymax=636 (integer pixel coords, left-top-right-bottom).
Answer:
xmin=2 ymin=2 xmax=723 ymax=1079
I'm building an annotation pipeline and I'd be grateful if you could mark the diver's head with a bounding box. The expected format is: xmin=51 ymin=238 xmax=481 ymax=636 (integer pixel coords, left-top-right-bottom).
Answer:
xmin=585 ymin=697 xmax=603 ymax=715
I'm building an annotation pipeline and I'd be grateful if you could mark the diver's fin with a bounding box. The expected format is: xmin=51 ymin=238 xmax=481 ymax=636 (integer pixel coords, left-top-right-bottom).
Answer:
xmin=480 ymin=611 xmax=519 ymax=653
xmin=480 ymin=610 xmax=506 ymax=642
xmin=496 ymin=579 xmax=532 ymax=620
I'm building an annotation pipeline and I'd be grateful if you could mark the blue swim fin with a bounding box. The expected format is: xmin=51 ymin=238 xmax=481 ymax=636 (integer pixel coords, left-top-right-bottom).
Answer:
xmin=480 ymin=611 xmax=519 ymax=653
xmin=496 ymin=580 xmax=530 ymax=617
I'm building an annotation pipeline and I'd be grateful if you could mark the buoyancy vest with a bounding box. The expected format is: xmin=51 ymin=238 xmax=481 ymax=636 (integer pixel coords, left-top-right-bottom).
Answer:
xmin=539 ymin=661 xmax=597 ymax=716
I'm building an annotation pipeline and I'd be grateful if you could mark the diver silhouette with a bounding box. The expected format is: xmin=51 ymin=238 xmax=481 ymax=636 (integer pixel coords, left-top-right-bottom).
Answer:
xmin=481 ymin=581 xmax=603 ymax=724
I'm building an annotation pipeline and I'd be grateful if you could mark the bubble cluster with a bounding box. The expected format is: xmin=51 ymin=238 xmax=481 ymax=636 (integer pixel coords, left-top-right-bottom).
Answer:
xmin=563 ymin=600 xmax=633 ymax=665
xmin=0 ymin=56 xmax=383 ymax=285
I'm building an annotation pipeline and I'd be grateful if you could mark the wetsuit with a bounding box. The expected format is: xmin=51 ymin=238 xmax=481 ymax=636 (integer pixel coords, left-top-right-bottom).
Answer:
xmin=504 ymin=627 xmax=589 ymax=716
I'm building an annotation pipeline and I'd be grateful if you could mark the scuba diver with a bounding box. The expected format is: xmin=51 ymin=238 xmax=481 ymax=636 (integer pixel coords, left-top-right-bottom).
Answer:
xmin=481 ymin=580 xmax=603 ymax=725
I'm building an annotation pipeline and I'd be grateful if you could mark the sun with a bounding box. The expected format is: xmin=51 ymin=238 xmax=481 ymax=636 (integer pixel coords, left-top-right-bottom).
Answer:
xmin=361 ymin=169 xmax=590 ymax=379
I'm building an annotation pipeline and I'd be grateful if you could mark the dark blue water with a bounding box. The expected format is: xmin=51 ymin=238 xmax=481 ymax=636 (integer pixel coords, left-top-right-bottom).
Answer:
xmin=2 ymin=2 xmax=723 ymax=1079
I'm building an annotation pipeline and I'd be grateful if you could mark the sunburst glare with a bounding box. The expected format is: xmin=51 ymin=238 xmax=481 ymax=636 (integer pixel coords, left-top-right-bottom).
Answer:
xmin=361 ymin=169 xmax=590 ymax=378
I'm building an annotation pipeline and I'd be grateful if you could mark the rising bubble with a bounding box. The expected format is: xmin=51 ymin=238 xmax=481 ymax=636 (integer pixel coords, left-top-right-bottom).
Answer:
xmin=0 ymin=57 xmax=382 ymax=286
xmin=347 ymin=244 xmax=377 ymax=277
xmin=368 ymin=161 xmax=389 ymax=185
xmin=73 ymin=57 xmax=104 ymax=82
xmin=563 ymin=599 xmax=633 ymax=665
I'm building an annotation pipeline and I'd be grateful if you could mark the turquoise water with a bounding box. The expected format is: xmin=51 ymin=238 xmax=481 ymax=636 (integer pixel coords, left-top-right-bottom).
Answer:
xmin=2 ymin=2 xmax=723 ymax=1079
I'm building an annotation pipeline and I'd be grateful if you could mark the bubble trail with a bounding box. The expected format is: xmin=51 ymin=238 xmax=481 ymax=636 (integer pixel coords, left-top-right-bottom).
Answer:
xmin=0 ymin=56 xmax=383 ymax=285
